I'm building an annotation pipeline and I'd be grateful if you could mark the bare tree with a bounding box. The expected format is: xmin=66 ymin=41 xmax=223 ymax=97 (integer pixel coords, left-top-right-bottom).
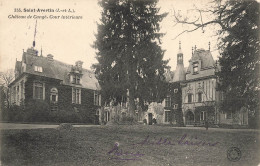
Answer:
xmin=0 ymin=69 xmax=14 ymax=108
xmin=171 ymin=0 xmax=231 ymax=40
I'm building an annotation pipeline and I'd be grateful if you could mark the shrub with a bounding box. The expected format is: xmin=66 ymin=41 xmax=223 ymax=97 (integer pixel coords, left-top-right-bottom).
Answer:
xmin=1 ymin=105 xmax=23 ymax=122
xmin=25 ymin=100 xmax=50 ymax=122
xmin=57 ymin=123 xmax=74 ymax=130
xmin=1 ymin=101 xmax=97 ymax=124
xmin=49 ymin=110 xmax=82 ymax=123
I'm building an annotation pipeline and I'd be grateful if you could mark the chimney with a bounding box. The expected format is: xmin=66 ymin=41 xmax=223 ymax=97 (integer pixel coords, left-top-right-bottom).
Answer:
xmin=47 ymin=54 xmax=54 ymax=60
xmin=75 ymin=61 xmax=83 ymax=70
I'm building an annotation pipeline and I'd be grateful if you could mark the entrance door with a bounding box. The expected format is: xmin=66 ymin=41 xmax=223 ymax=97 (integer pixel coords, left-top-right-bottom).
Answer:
xmin=148 ymin=113 xmax=153 ymax=125
xmin=185 ymin=110 xmax=194 ymax=125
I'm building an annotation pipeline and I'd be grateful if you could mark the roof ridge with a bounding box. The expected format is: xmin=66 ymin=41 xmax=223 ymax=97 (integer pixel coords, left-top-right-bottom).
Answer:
xmin=25 ymin=53 xmax=94 ymax=72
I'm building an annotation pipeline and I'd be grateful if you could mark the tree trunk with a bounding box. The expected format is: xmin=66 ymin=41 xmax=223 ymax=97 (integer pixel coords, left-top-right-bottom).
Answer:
xmin=128 ymin=87 xmax=136 ymax=120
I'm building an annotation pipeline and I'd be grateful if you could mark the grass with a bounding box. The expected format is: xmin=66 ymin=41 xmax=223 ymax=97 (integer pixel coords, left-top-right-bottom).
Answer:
xmin=1 ymin=125 xmax=259 ymax=166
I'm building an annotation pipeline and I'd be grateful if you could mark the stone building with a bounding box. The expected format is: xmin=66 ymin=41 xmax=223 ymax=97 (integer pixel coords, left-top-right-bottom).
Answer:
xmin=9 ymin=47 xmax=101 ymax=123
xmin=181 ymin=45 xmax=248 ymax=126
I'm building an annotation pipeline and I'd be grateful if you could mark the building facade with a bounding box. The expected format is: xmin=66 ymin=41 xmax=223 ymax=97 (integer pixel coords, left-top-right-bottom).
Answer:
xmin=181 ymin=46 xmax=248 ymax=126
xmin=143 ymin=42 xmax=248 ymax=126
xmin=9 ymin=47 xmax=101 ymax=123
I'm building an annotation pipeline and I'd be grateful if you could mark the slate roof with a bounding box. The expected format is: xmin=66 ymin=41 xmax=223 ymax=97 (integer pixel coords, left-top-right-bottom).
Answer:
xmin=165 ymin=67 xmax=188 ymax=83
xmin=187 ymin=49 xmax=215 ymax=73
xmin=21 ymin=48 xmax=100 ymax=90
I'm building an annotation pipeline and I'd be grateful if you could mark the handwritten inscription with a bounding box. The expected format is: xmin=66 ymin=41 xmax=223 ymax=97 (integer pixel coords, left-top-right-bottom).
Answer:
xmin=108 ymin=143 xmax=144 ymax=161
xmin=134 ymin=134 xmax=220 ymax=147
xmin=108 ymin=134 xmax=220 ymax=161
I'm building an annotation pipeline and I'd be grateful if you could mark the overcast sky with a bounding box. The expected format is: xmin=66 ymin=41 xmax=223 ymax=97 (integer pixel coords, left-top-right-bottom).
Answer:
xmin=0 ymin=0 xmax=220 ymax=73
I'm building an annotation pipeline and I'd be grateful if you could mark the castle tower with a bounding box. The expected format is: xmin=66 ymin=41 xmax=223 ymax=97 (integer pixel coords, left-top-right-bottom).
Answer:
xmin=173 ymin=41 xmax=186 ymax=82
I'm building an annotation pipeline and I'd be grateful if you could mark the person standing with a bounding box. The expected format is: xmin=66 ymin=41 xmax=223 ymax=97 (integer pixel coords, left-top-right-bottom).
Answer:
xmin=205 ymin=120 xmax=209 ymax=130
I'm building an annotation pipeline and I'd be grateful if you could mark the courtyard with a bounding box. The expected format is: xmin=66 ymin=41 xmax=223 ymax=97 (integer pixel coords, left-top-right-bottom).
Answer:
xmin=0 ymin=124 xmax=259 ymax=166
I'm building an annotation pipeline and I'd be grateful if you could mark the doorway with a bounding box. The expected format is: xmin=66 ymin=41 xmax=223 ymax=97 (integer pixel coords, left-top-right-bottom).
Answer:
xmin=185 ymin=110 xmax=194 ymax=125
xmin=148 ymin=113 xmax=153 ymax=125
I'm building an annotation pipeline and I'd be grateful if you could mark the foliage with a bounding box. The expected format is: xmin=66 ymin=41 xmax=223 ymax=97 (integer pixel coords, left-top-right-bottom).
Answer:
xmin=1 ymin=100 xmax=96 ymax=123
xmin=93 ymin=0 xmax=169 ymax=117
xmin=216 ymin=0 xmax=260 ymax=114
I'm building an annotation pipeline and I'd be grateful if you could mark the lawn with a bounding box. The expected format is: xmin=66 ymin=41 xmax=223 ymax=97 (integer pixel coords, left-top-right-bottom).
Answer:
xmin=1 ymin=125 xmax=259 ymax=166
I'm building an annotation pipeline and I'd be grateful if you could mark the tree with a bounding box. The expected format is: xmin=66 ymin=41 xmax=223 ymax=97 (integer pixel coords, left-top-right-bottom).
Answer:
xmin=173 ymin=0 xmax=259 ymax=116
xmin=217 ymin=0 xmax=259 ymax=113
xmin=93 ymin=0 xmax=169 ymax=119
xmin=0 ymin=69 xmax=14 ymax=108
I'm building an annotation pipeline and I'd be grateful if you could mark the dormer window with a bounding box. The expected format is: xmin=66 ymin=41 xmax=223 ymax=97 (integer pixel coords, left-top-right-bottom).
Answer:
xmin=71 ymin=74 xmax=81 ymax=84
xmin=34 ymin=66 xmax=42 ymax=72
xmin=193 ymin=62 xmax=198 ymax=73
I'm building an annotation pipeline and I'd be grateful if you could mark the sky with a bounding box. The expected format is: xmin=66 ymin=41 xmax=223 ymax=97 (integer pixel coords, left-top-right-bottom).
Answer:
xmin=0 ymin=0 xmax=220 ymax=73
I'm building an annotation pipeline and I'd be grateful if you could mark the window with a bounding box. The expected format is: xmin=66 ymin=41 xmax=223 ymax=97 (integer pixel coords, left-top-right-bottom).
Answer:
xmin=200 ymin=111 xmax=205 ymax=121
xmin=94 ymin=91 xmax=101 ymax=106
xmin=76 ymin=76 xmax=80 ymax=84
xmin=50 ymin=88 xmax=58 ymax=103
xmin=188 ymin=94 xmax=193 ymax=103
xmin=34 ymin=82 xmax=44 ymax=100
xmin=34 ymin=66 xmax=43 ymax=72
xmin=72 ymin=75 xmax=81 ymax=84
xmin=174 ymin=89 xmax=178 ymax=93
xmin=73 ymin=75 xmax=76 ymax=84
xmin=17 ymin=85 xmax=19 ymax=103
xmin=165 ymin=111 xmax=171 ymax=122
xmin=193 ymin=62 xmax=198 ymax=73
xmin=105 ymin=111 xmax=110 ymax=122
xmin=173 ymin=104 xmax=178 ymax=109
xmin=198 ymin=93 xmax=202 ymax=102
xmin=12 ymin=86 xmax=16 ymax=104
xmin=72 ymin=88 xmax=81 ymax=104
xmin=20 ymin=81 xmax=24 ymax=101
xmin=165 ymin=96 xmax=171 ymax=107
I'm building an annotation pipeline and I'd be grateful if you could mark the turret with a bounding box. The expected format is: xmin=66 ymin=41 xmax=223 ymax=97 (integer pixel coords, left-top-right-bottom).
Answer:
xmin=177 ymin=41 xmax=183 ymax=65
xmin=173 ymin=41 xmax=186 ymax=82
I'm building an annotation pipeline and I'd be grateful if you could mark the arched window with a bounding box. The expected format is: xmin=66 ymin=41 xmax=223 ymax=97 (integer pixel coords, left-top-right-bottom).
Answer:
xmin=50 ymin=88 xmax=58 ymax=103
